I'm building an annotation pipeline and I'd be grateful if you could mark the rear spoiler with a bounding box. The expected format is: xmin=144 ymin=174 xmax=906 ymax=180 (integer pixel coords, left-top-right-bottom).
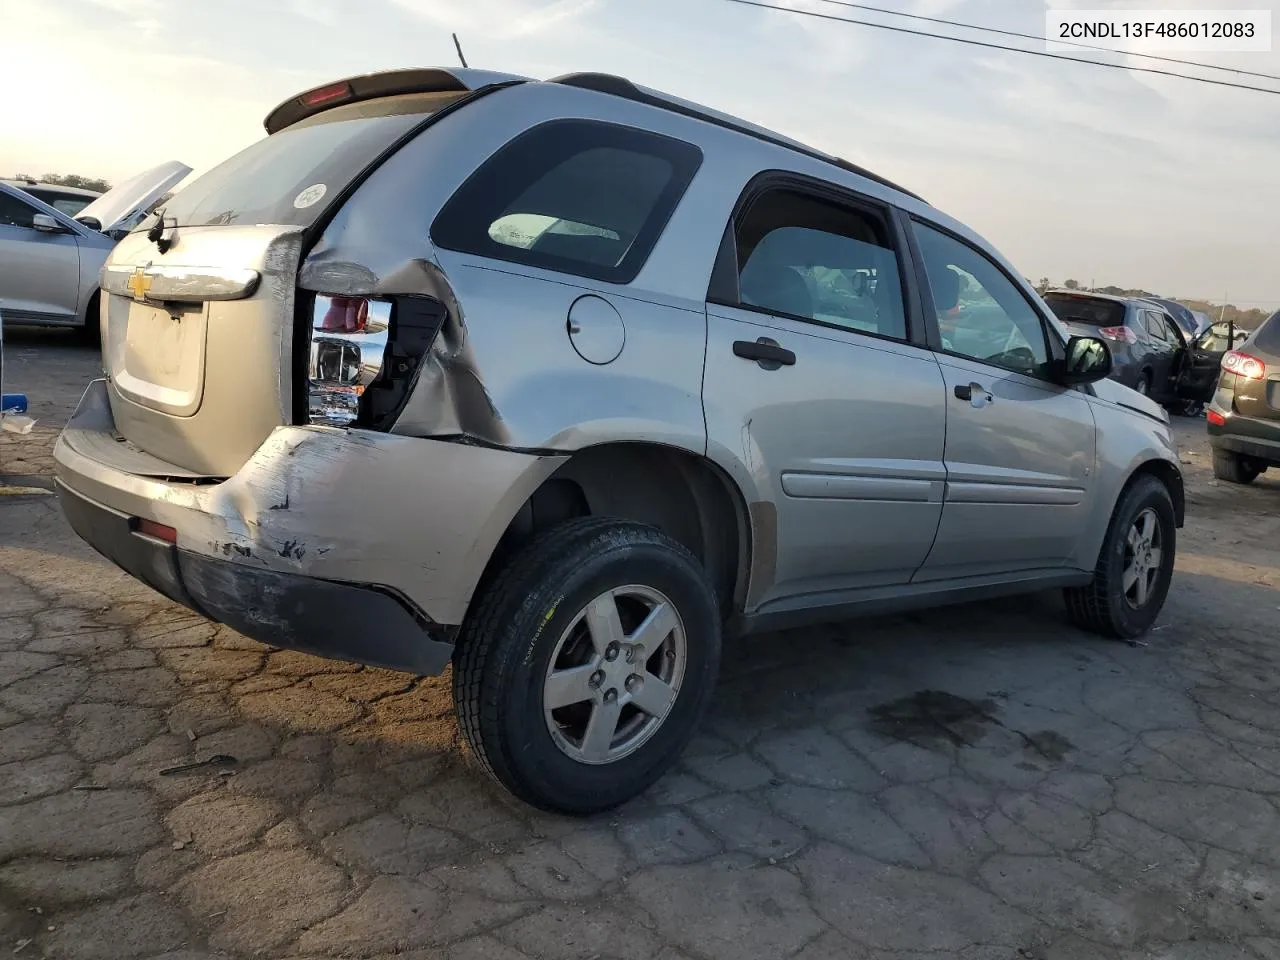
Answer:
xmin=264 ymin=67 xmax=528 ymax=134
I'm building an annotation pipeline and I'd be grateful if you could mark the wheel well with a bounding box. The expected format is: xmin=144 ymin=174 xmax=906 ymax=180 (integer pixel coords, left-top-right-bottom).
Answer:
xmin=1128 ymin=459 xmax=1185 ymax=527
xmin=81 ymin=289 xmax=101 ymax=335
xmin=487 ymin=443 xmax=750 ymax=616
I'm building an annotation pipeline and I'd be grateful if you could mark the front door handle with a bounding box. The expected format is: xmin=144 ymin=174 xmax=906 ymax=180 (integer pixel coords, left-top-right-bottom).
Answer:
xmin=954 ymin=382 xmax=994 ymax=408
xmin=733 ymin=337 xmax=795 ymax=371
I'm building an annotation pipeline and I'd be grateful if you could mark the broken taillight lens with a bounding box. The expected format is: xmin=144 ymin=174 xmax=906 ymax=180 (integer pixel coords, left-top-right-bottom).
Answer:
xmin=307 ymin=295 xmax=391 ymax=427
xmin=1222 ymin=350 xmax=1266 ymax=380
xmin=1098 ymin=326 xmax=1138 ymax=344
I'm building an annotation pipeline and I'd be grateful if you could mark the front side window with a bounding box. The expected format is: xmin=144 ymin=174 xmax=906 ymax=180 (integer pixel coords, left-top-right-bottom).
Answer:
xmin=730 ymin=188 xmax=907 ymax=340
xmin=432 ymin=120 xmax=702 ymax=284
xmin=914 ymin=222 xmax=1049 ymax=377
xmin=0 ymin=192 xmax=37 ymax=229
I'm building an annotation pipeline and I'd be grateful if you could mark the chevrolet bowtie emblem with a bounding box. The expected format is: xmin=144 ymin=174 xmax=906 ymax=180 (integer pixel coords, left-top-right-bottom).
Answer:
xmin=126 ymin=266 xmax=152 ymax=301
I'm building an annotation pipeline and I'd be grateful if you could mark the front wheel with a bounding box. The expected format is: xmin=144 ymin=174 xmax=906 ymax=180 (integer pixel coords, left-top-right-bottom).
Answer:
xmin=1064 ymin=475 xmax=1176 ymax=639
xmin=453 ymin=518 xmax=721 ymax=814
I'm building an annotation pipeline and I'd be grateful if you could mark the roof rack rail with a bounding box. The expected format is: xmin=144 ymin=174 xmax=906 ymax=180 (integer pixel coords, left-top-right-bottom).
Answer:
xmin=550 ymin=72 xmax=925 ymax=203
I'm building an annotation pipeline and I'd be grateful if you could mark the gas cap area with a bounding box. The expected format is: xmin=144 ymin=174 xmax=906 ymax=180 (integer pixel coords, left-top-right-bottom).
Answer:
xmin=566 ymin=295 xmax=625 ymax=365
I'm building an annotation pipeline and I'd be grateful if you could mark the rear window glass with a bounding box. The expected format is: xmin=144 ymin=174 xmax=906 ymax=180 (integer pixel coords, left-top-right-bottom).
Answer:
xmin=432 ymin=119 xmax=703 ymax=284
xmin=1043 ymin=294 xmax=1125 ymax=328
xmin=1252 ymin=311 xmax=1280 ymax=353
xmin=150 ymin=92 xmax=465 ymax=229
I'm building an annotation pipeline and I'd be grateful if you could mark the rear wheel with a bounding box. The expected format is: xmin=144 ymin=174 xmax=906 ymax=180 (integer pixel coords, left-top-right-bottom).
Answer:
xmin=1135 ymin=372 xmax=1151 ymax=397
xmin=453 ymin=518 xmax=721 ymax=814
xmin=1064 ymin=475 xmax=1175 ymax=639
xmin=1212 ymin=450 xmax=1260 ymax=484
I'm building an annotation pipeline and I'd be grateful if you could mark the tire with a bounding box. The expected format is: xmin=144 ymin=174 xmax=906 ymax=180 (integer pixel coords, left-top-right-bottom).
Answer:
xmin=1212 ymin=450 xmax=1260 ymax=485
xmin=452 ymin=517 xmax=721 ymax=814
xmin=1064 ymin=474 xmax=1176 ymax=639
xmin=78 ymin=291 xmax=101 ymax=345
xmin=1134 ymin=373 xmax=1151 ymax=397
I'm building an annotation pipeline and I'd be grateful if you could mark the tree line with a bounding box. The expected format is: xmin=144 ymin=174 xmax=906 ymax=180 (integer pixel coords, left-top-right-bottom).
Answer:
xmin=9 ymin=172 xmax=112 ymax=193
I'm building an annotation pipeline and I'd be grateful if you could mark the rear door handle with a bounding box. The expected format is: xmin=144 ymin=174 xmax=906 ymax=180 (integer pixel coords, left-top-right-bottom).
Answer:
xmin=954 ymin=382 xmax=994 ymax=408
xmin=733 ymin=338 xmax=795 ymax=371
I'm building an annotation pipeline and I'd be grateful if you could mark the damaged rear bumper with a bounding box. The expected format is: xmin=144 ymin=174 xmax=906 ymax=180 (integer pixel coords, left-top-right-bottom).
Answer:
xmin=54 ymin=380 xmax=565 ymax=674
xmin=57 ymin=480 xmax=453 ymax=673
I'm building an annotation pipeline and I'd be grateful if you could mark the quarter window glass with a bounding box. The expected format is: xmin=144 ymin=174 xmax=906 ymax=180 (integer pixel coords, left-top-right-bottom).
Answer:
xmin=732 ymin=188 xmax=907 ymax=339
xmin=1252 ymin=312 xmax=1280 ymax=353
xmin=0 ymin=193 xmax=36 ymax=229
xmin=432 ymin=120 xmax=703 ymax=284
xmin=914 ymin=222 xmax=1049 ymax=376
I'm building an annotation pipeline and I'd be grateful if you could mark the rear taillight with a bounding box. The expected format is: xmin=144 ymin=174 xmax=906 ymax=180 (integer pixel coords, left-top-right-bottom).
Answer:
xmin=1223 ymin=350 xmax=1266 ymax=380
xmin=307 ymin=295 xmax=390 ymax=427
xmin=1099 ymin=326 xmax=1138 ymax=344
xmin=304 ymin=293 xmax=447 ymax=430
xmin=1206 ymin=409 xmax=1226 ymax=426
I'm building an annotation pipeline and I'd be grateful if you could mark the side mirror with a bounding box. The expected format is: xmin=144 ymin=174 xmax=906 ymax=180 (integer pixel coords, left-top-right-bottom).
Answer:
xmin=1055 ymin=335 xmax=1112 ymax=385
xmin=75 ymin=216 xmax=102 ymax=232
xmin=31 ymin=213 xmax=65 ymax=233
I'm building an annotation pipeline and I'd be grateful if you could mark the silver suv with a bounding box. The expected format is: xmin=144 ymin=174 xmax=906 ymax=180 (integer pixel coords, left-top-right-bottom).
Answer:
xmin=55 ymin=68 xmax=1183 ymax=813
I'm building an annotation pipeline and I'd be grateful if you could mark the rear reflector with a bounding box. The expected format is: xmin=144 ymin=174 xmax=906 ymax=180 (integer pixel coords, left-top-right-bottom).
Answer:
xmin=1206 ymin=409 xmax=1226 ymax=426
xmin=1099 ymin=326 xmax=1138 ymax=344
xmin=300 ymin=81 xmax=352 ymax=108
xmin=135 ymin=518 xmax=177 ymax=543
xmin=1223 ymin=350 xmax=1266 ymax=380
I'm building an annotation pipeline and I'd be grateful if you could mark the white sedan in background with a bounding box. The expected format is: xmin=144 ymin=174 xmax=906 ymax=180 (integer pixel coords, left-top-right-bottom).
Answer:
xmin=0 ymin=161 xmax=189 ymax=336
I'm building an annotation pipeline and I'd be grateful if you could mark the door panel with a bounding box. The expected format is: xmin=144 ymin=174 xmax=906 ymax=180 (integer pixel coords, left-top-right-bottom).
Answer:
xmin=1177 ymin=326 xmax=1229 ymax=402
xmin=909 ymin=219 xmax=1096 ymax=581
xmin=0 ymin=191 xmax=80 ymax=322
xmin=918 ymin=355 xmax=1096 ymax=579
xmin=706 ymin=305 xmax=947 ymax=605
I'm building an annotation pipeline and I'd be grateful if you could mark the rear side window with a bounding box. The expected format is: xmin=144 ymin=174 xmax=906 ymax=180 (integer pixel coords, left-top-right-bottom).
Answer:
xmin=432 ymin=119 xmax=702 ymax=284
xmin=726 ymin=187 xmax=908 ymax=340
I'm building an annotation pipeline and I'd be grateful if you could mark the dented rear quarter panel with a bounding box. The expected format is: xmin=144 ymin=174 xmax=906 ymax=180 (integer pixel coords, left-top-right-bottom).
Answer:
xmin=57 ymin=380 xmax=565 ymax=626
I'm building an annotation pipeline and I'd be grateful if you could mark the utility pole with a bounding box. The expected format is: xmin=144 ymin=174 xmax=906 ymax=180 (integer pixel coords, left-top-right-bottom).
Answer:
xmin=452 ymin=32 xmax=468 ymax=68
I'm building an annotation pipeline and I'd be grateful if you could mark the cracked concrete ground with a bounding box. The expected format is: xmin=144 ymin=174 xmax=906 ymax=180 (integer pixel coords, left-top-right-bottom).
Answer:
xmin=2 ymin=327 xmax=1280 ymax=960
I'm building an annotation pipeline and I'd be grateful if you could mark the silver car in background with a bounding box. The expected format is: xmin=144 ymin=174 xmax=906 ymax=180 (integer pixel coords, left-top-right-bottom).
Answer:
xmin=0 ymin=162 xmax=189 ymax=333
xmin=54 ymin=69 xmax=1183 ymax=814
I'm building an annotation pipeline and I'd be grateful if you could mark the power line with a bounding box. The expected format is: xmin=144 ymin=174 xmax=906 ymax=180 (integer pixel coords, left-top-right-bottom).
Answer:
xmin=723 ymin=0 xmax=1280 ymax=96
xmin=813 ymin=0 xmax=1280 ymax=83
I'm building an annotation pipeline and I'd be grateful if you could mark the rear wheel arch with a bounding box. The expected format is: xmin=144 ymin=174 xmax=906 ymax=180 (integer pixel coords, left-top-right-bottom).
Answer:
xmin=482 ymin=442 xmax=751 ymax=619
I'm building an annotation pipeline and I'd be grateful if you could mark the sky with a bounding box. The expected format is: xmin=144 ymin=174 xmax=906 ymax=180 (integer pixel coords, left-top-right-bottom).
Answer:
xmin=3 ymin=0 xmax=1278 ymax=308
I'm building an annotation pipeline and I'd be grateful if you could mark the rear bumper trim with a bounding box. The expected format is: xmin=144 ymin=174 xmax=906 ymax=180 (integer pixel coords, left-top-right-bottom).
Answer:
xmin=57 ymin=480 xmax=455 ymax=675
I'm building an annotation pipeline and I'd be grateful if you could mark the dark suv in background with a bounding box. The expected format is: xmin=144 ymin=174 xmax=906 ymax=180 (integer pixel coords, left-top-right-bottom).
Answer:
xmin=1043 ymin=290 xmax=1222 ymax=408
xmin=1207 ymin=310 xmax=1280 ymax=483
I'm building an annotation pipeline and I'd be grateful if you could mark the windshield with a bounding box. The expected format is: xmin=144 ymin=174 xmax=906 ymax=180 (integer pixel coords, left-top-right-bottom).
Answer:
xmin=26 ymin=189 xmax=95 ymax=217
xmin=1043 ymin=294 xmax=1126 ymax=327
xmin=151 ymin=92 xmax=465 ymax=230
